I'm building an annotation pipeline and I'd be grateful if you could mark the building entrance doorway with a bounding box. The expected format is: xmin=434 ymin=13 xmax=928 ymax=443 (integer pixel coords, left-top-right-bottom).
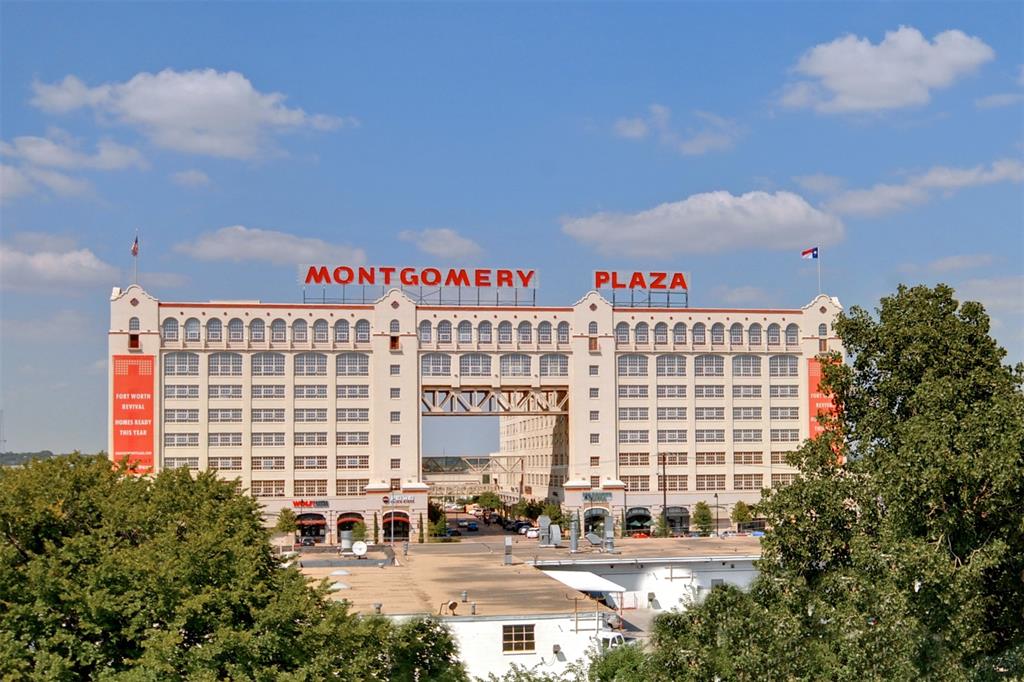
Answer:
xmin=296 ymin=513 xmax=326 ymax=543
xmin=383 ymin=510 xmax=410 ymax=541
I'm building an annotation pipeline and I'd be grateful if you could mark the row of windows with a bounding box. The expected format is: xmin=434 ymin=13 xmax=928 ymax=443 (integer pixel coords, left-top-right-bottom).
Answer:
xmin=420 ymin=353 xmax=569 ymax=377
xmin=169 ymin=384 xmax=374 ymax=400
xmin=164 ymin=408 xmax=377 ymax=423
xmin=162 ymin=318 xmax=371 ymax=343
xmin=612 ymin=473 xmax=786 ymax=492
xmin=614 ymin=322 xmax=806 ymax=345
xmin=616 ymin=354 xmax=800 ymax=377
xmin=613 ymin=427 xmax=801 ymax=444
xmin=248 ymin=479 xmax=372 ymax=497
xmin=420 ymin=320 xmax=570 ymax=345
xmin=173 ymin=454 xmax=382 ymax=471
xmin=166 ymin=432 xmax=380 ymax=447
xmin=614 ymin=451 xmax=790 ymax=466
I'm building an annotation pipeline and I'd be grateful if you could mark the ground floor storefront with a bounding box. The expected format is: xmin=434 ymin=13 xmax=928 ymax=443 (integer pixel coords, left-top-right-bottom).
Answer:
xmin=263 ymin=492 xmax=427 ymax=545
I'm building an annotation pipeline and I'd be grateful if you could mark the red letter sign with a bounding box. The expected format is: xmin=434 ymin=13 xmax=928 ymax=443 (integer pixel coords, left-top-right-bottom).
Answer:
xmin=112 ymin=355 xmax=155 ymax=474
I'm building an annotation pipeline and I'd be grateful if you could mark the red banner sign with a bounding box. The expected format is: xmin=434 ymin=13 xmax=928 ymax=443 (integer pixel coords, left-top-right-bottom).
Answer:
xmin=807 ymin=358 xmax=835 ymax=439
xmin=304 ymin=265 xmax=536 ymax=288
xmin=594 ymin=270 xmax=689 ymax=290
xmin=112 ymin=355 xmax=154 ymax=474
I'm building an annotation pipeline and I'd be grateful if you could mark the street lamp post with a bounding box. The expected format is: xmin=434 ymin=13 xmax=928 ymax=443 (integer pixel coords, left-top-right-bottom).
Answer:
xmin=660 ymin=454 xmax=668 ymax=538
xmin=714 ymin=492 xmax=719 ymax=537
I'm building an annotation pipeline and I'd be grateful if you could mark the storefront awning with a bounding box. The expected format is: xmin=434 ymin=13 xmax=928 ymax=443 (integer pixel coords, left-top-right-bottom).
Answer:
xmin=541 ymin=570 xmax=626 ymax=593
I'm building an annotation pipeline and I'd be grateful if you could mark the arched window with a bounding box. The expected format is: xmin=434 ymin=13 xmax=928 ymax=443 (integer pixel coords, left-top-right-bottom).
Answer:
xmin=497 ymin=321 xmax=513 ymax=344
xmin=538 ymin=321 xmax=552 ymax=344
xmin=500 ymin=353 xmax=531 ymax=376
xmin=540 ymin=354 xmax=569 ymax=376
xmin=733 ymin=355 xmax=761 ymax=377
xmin=313 ymin=320 xmax=328 ymax=342
xmin=694 ymin=354 xmax=724 ymax=377
xmin=767 ymin=323 xmax=781 ymax=346
xmin=517 ymin=321 xmax=532 ymax=343
xmin=588 ymin=321 xmax=599 ymax=336
xmin=557 ymin=322 xmax=570 ymax=343
xmin=656 ymin=354 xmax=686 ymax=377
xmin=748 ymin=323 xmax=762 ymax=345
xmin=615 ymin=322 xmax=630 ymax=344
xmin=692 ymin=323 xmax=706 ymax=344
xmin=419 ymin=320 xmax=432 ymax=343
xmin=129 ymin=317 xmax=140 ymax=332
xmin=770 ymin=355 xmax=799 ymax=377
xmin=729 ymin=323 xmax=743 ymax=345
xmin=785 ymin=323 xmax=799 ymax=345
xmin=635 ymin=322 xmax=649 ymax=344
xmin=437 ymin=320 xmax=452 ymax=343
xmin=184 ymin=318 xmax=200 ymax=342
xmin=252 ymin=352 xmax=285 ymax=376
xmin=818 ymin=323 xmax=828 ymax=337
xmin=421 ymin=353 xmax=451 ymax=376
xmin=292 ymin=319 xmax=308 ymax=342
xmin=334 ymin=320 xmax=350 ymax=343
xmin=270 ymin=319 xmax=286 ymax=342
xmin=711 ymin=323 xmax=725 ymax=344
xmin=389 ymin=319 xmax=400 ymax=335
xmin=460 ymin=353 xmax=491 ymax=376
xmin=337 ymin=352 xmax=370 ymax=376
xmin=161 ymin=318 xmax=178 ymax=340
xmin=209 ymin=351 xmax=242 ymax=376
xmin=478 ymin=321 xmax=493 ymax=344
xmin=355 ymin=320 xmax=370 ymax=342
xmin=457 ymin=321 xmax=472 ymax=343
xmin=250 ymin=319 xmax=265 ymax=342
xmin=673 ymin=323 xmax=686 ymax=344
xmin=654 ymin=323 xmax=668 ymax=344
xmin=228 ymin=318 xmax=244 ymax=342
xmin=617 ymin=354 xmax=647 ymax=376
xmin=164 ymin=351 xmax=198 ymax=375
xmin=295 ymin=352 xmax=327 ymax=376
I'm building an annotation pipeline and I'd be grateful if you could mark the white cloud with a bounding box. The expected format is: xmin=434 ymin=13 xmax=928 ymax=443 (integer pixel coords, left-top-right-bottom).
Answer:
xmin=171 ymin=169 xmax=211 ymax=187
xmin=793 ymin=173 xmax=844 ymax=194
xmin=958 ymin=275 xmax=1024 ymax=316
xmin=827 ymin=158 xmax=1024 ymax=216
xmin=9 ymin=231 xmax=79 ymax=253
xmin=0 ymin=244 xmax=119 ymax=291
xmin=1 ymin=135 xmax=145 ymax=170
xmin=138 ymin=271 xmax=189 ymax=289
xmin=975 ymin=93 xmax=1024 ymax=109
xmin=398 ymin=228 xmax=483 ymax=260
xmin=782 ymin=26 xmax=994 ymax=113
xmin=562 ymin=190 xmax=843 ymax=257
xmin=1 ymin=164 xmax=35 ymax=202
xmin=175 ymin=225 xmax=366 ymax=265
xmin=31 ymin=69 xmax=356 ymax=159
xmin=1 ymin=310 xmax=92 ymax=342
xmin=23 ymin=167 xmax=93 ymax=197
xmin=928 ymin=254 xmax=995 ymax=273
xmin=710 ymin=285 xmax=772 ymax=306
xmin=613 ymin=105 xmax=741 ymax=156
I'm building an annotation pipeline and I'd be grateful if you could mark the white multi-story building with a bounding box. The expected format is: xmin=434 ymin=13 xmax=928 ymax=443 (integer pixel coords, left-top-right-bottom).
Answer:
xmin=108 ymin=283 xmax=840 ymax=541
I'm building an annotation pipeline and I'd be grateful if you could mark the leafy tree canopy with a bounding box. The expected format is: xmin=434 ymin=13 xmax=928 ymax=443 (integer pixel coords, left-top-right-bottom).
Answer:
xmin=476 ymin=491 xmax=503 ymax=510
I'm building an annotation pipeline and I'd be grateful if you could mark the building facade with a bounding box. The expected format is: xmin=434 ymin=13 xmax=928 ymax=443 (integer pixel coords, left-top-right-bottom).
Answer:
xmin=108 ymin=284 xmax=841 ymax=541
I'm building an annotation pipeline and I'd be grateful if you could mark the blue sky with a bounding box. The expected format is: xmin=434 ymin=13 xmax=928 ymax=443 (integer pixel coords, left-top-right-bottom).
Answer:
xmin=1 ymin=2 xmax=1021 ymax=454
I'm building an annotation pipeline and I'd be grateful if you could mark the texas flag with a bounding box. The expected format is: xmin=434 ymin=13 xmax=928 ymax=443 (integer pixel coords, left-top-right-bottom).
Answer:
xmin=801 ymin=247 xmax=818 ymax=260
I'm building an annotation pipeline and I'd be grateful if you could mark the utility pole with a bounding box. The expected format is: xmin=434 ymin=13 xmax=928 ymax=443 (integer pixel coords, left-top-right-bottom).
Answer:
xmin=714 ymin=492 xmax=719 ymax=537
xmin=661 ymin=454 xmax=668 ymax=537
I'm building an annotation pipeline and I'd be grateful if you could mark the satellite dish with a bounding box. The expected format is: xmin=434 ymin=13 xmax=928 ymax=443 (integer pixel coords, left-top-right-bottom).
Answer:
xmin=352 ymin=541 xmax=368 ymax=557
xmin=447 ymin=600 xmax=458 ymax=614
xmin=328 ymin=581 xmax=350 ymax=591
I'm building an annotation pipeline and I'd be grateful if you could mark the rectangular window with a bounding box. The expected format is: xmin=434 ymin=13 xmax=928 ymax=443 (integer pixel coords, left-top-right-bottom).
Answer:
xmin=659 ymin=452 xmax=687 ymax=465
xmin=590 ymin=475 xmax=600 ymax=488
xmin=209 ymin=384 xmax=242 ymax=399
xmin=502 ymin=624 xmax=536 ymax=653
xmin=770 ymin=407 xmax=800 ymax=420
xmin=618 ymin=452 xmax=649 ymax=466
xmin=390 ymin=411 xmax=401 ymax=423
xmin=772 ymin=473 xmax=798 ymax=487
xmin=695 ymin=452 xmax=726 ymax=465
xmin=390 ymin=458 xmax=401 ymax=470
xmin=252 ymin=354 xmax=285 ymax=376
xmin=252 ymin=456 xmax=285 ymax=470
xmin=589 ymin=387 xmax=600 ymax=399
xmin=164 ymin=409 xmax=199 ymax=423
xmin=733 ymin=407 xmax=762 ymax=420
xmin=165 ymin=384 xmax=199 ymax=399
xmin=294 ymin=479 xmax=328 ymax=496
xmin=694 ymin=384 xmax=724 ymax=398
xmin=696 ymin=474 xmax=726 ymax=491
xmin=208 ymin=409 xmax=242 ymax=423
xmin=618 ymin=430 xmax=649 ymax=444
xmin=295 ymin=455 xmax=328 ymax=470
xmin=618 ymin=407 xmax=648 ymax=421
xmin=390 ymin=364 xmax=400 ymax=376
xmin=390 ymin=478 xmax=401 ymax=491
xmin=164 ymin=456 xmax=199 ymax=470
xmin=771 ymin=429 xmax=801 ymax=442
xmin=657 ymin=429 xmax=687 ymax=443
xmin=390 ymin=387 xmax=401 ymax=399
xmin=589 ymin=433 xmax=600 ymax=445
xmin=733 ymin=429 xmax=763 ymax=443
xmin=622 ymin=475 xmax=650 ymax=492
xmin=733 ymin=384 xmax=762 ymax=398
xmin=295 ymin=384 xmax=328 ymax=399
xmin=251 ymin=432 xmax=285 ymax=447
xmin=695 ymin=407 xmax=725 ymax=420
xmin=695 ymin=429 xmax=725 ymax=443
xmin=656 ymin=384 xmax=686 ymax=398
xmin=209 ymin=353 xmax=243 ymax=376
xmin=208 ymin=456 xmax=242 ymax=470
xmin=164 ymin=353 xmax=199 ymax=376
xmin=589 ymin=365 xmax=599 ymax=376
xmin=770 ymin=385 xmax=799 ymax=398
xmin=390 ymin=435 xmax=401 ymax=446
xmin=251 ymin=480 xmax=286 ymax=497
xmin=252 ymin=384 xmax=286 ymax=399
xmin=658 ymin=474 xmax=687 ymax=491
xmin=734 ymin=474 xmax=764 ymax=490
xmin=337 ymin=408 xmax=370 ymax=422
xmin=338 ymin=432 xmax=370 ymax=446
xmin=771 ymin=451 xmax=790 ymax=464
xmin=336 ymin=479 xmax=368 ymax=496
xmin=337 ymin=384 xmax=370 ymax=399
xmin=618 ymin=385 xmax=649 ymax=398
xmin=734 ymin=451 xmax=764 ymax=465
xmin=337 ymin=455 xmax=370 ymax=469
xmin=208 ymin=432 xmax=243 ymax=447
xmin=295 ymin=408 xmax=328 ymax=423
xmin=252 ymin=409 xmax=285 ymax=423
xmin=589 ymin=456 xmax=600 ymax=466
xmin=294 ymin=432 xmax=328 ymax=446
xmin=656 ymin=407 xmax=686 ymax=420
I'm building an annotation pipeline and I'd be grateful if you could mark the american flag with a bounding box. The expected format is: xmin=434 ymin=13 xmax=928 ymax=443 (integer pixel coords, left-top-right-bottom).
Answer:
xmin=131 ymin=235 xmax=139 ymax=257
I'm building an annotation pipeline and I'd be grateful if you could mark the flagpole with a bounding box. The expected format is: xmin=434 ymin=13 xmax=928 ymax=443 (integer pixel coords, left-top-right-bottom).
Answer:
xmin=133 ymin=229 xmax=139 ymax=285
xmin=817 ymin=250 xmax=821 ymax=295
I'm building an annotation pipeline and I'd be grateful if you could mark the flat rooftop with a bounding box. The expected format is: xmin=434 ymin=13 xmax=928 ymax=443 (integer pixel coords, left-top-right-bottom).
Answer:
xmin=299 ymin=536 xmax=761 ymax=618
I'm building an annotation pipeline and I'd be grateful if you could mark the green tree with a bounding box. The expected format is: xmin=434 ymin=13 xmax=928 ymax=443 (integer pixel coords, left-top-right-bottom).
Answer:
xmin=275 ymin=507 xmax=298 ymax=535
xmin=476 ymin=491 xmax=503 ymax=510
xmin=351 ymin=520 xmax=367 ymax=542
xmin=652 ymin=513 xmax=667 ymax=538
xmin=730 ymin=500 xmax=752 ymax=529
xmin=692 ymin=502 xmax=713 ymax=535
xmin=372 ymin=512 xmax=379 ymax=544
xmin=427 ymin=500 xmax=443 ymax=523
xmin=541 ymin=502 xmax=564 ymax=525
xmin=431 ymin=512 xmax=449 ymax=538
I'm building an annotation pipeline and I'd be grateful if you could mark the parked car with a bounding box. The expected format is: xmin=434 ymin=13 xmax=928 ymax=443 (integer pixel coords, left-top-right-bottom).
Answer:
xmin=467 ymin=521 xmax=479 ymax=531
xmin=446 ymin=528 xmax=462 ymax=537
xmin=525 ymin=528 xmax=539 ymax=539
xmin=300 ymin=537 xmax=316 ymax=547
xmin=457 ymin=520 xmax=469 ymax=528
xmin=518 ymin=525 xmax=531 ymax=535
